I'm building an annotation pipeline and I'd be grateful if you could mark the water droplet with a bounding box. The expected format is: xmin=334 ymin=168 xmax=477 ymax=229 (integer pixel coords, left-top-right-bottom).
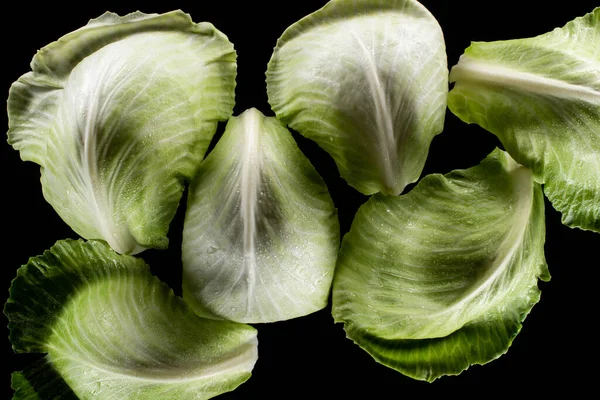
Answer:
xmin=207 ymin=246 xmax=218 ymax=254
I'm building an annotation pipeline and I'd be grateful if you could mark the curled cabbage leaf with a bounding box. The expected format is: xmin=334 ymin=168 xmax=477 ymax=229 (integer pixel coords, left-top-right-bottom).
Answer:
xmin=333 ymin=149 xmax=549 ymax=381
xmin=7 ymin=10 xmax=237 ymax=254
xmin=267 ymin=0 xmax=448 ymax=195
xmin=449 ymin=7 xmax=600 ymax=232
xmin=5 ymin=239 xmax=257 ymax=399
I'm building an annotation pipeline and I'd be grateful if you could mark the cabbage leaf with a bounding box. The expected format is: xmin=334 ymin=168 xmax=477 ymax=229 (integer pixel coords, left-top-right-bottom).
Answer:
xmin=7 ymin=11 xmax=237 ymax=254
xmin=332 ymin=149 xmax=549 ymax=381
xmin=266 ymin=0 xmax=447 ymax=195
xmin=5 ymin=239 xmax=257 ymax=399
xmin=182 ymin=108 xmax=339 ymax=323
xmin=449 ymin=7 xmax=600 ymax=231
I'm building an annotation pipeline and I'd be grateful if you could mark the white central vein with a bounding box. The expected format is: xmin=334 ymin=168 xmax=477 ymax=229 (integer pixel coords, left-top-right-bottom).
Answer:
xmin=450 ymin=56 xmax=600 ymax=103
xmin=369 ymin=159 xmax=536 ymax=339
xmin=351 ymin=31 xmax=396 ymax=190
xmin=240 ymin=111 xmax=261 ymax=315
xmin=80 ymin=71 xmax=119 ymax=251
xmin=429 ymin=160 xmax=535 ymax=322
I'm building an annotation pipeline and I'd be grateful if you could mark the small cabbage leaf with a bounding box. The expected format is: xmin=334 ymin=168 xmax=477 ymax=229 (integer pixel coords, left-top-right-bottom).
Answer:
xmin=7 ymin=11 xmax=237 ymax=254
xmin=332 ymin=149 xmax=549 ymax=382
xmin=266 ymin=0 xmax=448 ymax=196
xmin=182 ymin=108 xmax=339 ymax=323
xmin=448 ymin=8 xmax=600 ymax=231
xmin=5 ymin=239 xmax=257 ymax=400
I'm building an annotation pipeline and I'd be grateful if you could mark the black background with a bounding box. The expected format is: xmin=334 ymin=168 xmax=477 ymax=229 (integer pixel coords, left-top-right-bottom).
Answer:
xmin=2 ymin=0 xmax=599 ymax=397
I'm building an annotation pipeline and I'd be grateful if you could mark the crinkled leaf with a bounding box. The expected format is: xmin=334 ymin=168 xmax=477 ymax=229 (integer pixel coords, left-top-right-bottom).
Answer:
xmin=448 ymin=7 xmax=600 ymax=231
xmin=266 ymin=0 xmax=447 ymax=195
xmin=332 ymin=149 xmax=549 ymax=381
xmin=182 ymin=108 xmax=339 ymax=323
xmin=5 ymin=239 xmax=257 ymax=399
xmin=7 ymin=11 xmax=236 ymax=254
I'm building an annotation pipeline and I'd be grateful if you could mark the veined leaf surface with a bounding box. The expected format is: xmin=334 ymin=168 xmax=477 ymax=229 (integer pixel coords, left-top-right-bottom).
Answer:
xmin=332 ymin=149 xmax=549 ymax=381
xmin=449 ymin=7 xmax=600 ymax=231
xmin=7 ymin=11 xmax=237 ymax=254
xmin=182 ymin=108 xmax=339 ymax=323
xmin=266 ymin=0 xmax=448 ymax=195
xmin=5 ymin=240 xmax=257 ymax=399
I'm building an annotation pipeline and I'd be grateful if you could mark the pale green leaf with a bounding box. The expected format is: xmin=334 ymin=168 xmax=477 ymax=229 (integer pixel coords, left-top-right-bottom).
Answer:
xmin=266 ymin=0 xmax=447 ymax=195
xmin=5 ymin=239 xmax=257 ymax=400
xmin=448 ymin=7 xmax=600 ymax=231
xmin=7 ymin=11 xmax=237 ymax=254
xmin=182 ymin=108 xmax=339 ymax=323
xmin=332 ymin=149 xmax=548 ymax=381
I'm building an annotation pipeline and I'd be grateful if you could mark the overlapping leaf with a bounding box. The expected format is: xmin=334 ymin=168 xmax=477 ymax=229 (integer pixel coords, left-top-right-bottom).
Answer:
xmin=332 ymin=149 xmax=549 ymax=381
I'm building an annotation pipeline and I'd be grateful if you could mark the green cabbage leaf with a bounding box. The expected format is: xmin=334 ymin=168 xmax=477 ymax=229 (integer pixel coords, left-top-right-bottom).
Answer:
xmin=267 ymin=0 xmax=447 ymax=195
xmin=182 ymin=108 xmax=339 ymax=323
xmin=5 ymin=240 xmax=257 ymax=399
xmin=332 ymin=149 xmax=549 ymax=381
xmin=7 ymin=11 xmax=236 ymax=254
xmin=449 ymin=8 xmax=600 ymax=231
